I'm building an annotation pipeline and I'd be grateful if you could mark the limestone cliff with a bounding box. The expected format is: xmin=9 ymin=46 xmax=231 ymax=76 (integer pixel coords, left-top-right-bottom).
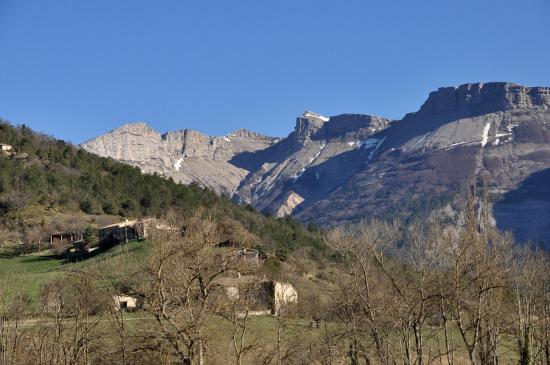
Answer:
xmin=81 ymin=124 xmax=277 ymax=195
xmin=81 ymin=83 xmax=550 ymax=247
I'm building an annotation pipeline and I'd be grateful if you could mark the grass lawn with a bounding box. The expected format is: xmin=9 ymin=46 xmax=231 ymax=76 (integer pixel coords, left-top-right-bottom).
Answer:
xmin=0 ymin=240 xmax=146 ymax=304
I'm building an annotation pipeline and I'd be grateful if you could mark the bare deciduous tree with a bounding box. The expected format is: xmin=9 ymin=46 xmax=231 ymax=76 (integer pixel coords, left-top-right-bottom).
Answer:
xmin=132 ymin=210 xmax=247 ymax=365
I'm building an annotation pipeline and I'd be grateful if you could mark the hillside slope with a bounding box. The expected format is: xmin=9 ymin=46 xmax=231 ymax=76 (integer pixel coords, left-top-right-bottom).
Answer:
xmin=0 ymin=121 xmax=325 ymax=257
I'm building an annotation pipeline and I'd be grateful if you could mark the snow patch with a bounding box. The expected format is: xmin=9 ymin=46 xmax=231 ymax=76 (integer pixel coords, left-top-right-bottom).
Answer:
xmin=174 ymin=157 xmax=184 ymax=171
xmin=303 ymin=111 xmax=329 ymax=122
xmin=348 ymin=139 xmax=382 ymax=149
xmin=368 ymin=137 xmax=386 ymax=160
xmin=291 ymin=141 xmax=326 ymax=181
xmin=506 ymin=124 xmax=519 ymax=132
xmin=481 ymin=123 xmax=491 ymax=147
xmin=410 ymin=132 xmax=431 ymax=150
xmin=447 ymin=141 xmax=466 ymax=148
xmin=223 ymin=137 xmax=231 ymax=142
xmin=291 ymin=167 xmax=307 ymax=181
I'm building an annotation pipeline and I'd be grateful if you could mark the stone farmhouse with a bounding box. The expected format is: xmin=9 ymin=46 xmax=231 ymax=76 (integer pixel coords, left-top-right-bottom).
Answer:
xmin=219 ymin=276 xmax=298 ymax=316
xmin=112 ymin=295 xmax=138 ymax=311
xmin=98 ymin=218 xmax=169 ymax=247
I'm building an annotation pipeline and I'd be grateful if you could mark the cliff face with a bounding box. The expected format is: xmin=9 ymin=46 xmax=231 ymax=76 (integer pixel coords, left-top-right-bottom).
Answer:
xmin=81 ymin=124 xmax=277 ymax=196
xmin=293 ymin=83 xmax=550 ymax=247
xmin=232 ymin=112 xmax=391 ymax=215
xmin=82 ymin=83 xmax=550 ymax=247
xmin=418 ymin=83 xmax=550 ymax=116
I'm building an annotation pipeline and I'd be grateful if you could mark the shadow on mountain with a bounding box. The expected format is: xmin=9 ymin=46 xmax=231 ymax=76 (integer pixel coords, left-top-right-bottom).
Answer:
xmin=379 ymin=109 xmax=485 ymax=152
xmin=287 ymin=147 xmax=369 ymax=211
xmin=229 ymin=134 xmax=298 ymax=172
xmin=493 ymin=168 xmax=550 ymax=249
xmin=293 ymin=144 xmax=478 ymax=226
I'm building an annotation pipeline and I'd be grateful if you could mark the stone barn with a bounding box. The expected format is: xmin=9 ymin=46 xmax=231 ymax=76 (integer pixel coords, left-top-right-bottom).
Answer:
xmin=99 ymin=218 xmax=170 ymax=247
xmin=112 ymin=295 xmax=138 ymax=311
xmin=49 ymin=231 xmax=83 ymax=245
xmin=219 ymin=276 xmax=297 ymax=316
xmin=273 ymin=281 xmax=298 ymax=314
xmin=99 ymin=220 xmax=141 ymax=247
xmin=222 ymin=248 xmax=260 ymax=268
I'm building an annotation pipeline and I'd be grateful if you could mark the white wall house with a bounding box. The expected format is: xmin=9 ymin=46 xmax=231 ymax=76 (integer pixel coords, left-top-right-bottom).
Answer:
xmin=220 ymin=276 xmax=298 ymax=316
xmin=112 ymin=295 xmax=138 ymax=311
xmin=273 ymin=282 xmax=298 ymax=315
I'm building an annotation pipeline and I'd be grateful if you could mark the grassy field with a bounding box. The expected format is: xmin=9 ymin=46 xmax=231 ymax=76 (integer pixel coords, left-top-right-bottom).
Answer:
xmin=0 ymin=240 xmax=146 ymax=303
xmin=0 ymin=241 xmax=520 ymax=364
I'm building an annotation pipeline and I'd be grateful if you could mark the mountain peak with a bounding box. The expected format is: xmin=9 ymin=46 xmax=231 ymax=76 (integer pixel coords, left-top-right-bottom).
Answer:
xmin=227 ymin=128 xmax=277 ymax=141
xmin=114 ymin=122 xmax=160 ymax=136
xmin=302 ymin=111 xmax=330 ymax=123
xmin=293 ymin=111 xmax=330 ymax=143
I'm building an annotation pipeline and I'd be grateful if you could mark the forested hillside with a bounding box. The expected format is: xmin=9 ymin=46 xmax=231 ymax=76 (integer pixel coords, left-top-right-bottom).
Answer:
xmin=0 ymin=120 xmax=325 ymax=256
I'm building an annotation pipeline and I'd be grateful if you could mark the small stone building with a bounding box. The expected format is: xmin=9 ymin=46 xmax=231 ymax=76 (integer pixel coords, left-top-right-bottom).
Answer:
xmin=0 ymin=143 xmax=13 ymax=152
xmin=273 ymin=282 xmax=298 ymax=314
xmin=222 ymin=248 xmax=260 ymax=267
xmin=219 ymin=276 xmax=298 ymax=316
xmin=99 ymin=218 xmax=159 ymax=246
xmin=236 ymin=248 xmax=259 ymax=262
xmin=112 ymin=295 xmax=138 ymax=311
xmin=99 ymin=218 xmax=172 ymax=247
xmin=49 ymin=231 xmax=83 ymax=245
xmin=99 ymin=220 xmax=141 ymax=247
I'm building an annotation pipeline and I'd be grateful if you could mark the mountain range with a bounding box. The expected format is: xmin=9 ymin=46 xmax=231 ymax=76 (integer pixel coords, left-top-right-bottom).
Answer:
xmin=81 ymin=82 xmax=550 ymax=247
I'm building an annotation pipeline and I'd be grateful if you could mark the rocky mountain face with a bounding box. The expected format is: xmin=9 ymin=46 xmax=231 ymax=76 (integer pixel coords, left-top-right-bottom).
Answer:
xmin=82 ymin=82 xmax=550 ymax=247
xmin=81 ymin=123 xmax=277 ymax=196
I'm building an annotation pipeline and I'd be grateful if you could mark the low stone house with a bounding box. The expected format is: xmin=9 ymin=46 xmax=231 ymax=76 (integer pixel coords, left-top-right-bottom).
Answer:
xmin=99 ymin=218 xmax=170 ymax=247
xmin=219 ymin=276 xmax=298 ymax=316
xmin=49 ymin=231 xmax=83 ymax=245
xmin=222 ymin=248 xmax=260 ymax=267
xmin=99 ymin=220 xmax=141 ymax=247
xmin=112 ymin=295 xmax=139 ymax=311
xmin=235 ymin=248 xmax=259 ymax=263
xmin=0 ymin=143 xmax=12 ymax=152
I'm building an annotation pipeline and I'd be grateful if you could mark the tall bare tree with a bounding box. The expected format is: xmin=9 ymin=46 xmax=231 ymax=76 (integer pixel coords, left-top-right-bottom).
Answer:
xmin=131 ymin=210 xmax=246 ymax=365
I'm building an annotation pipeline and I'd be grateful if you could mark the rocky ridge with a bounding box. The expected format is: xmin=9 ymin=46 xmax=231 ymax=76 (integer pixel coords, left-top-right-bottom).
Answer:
xmin=82 ymin=82 xmax=550 ymax=246
xmin=81 ymin=123 xmax=277 ymax=196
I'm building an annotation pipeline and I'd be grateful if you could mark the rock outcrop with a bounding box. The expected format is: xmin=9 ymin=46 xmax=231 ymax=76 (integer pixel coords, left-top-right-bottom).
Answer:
xmin=275 ymin=192 xmax=305 ymax=218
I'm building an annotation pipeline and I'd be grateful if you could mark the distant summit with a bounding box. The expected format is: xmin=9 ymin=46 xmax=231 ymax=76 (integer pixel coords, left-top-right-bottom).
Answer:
xmin=81 ymin=124 xmax=277 ymax=196
xmin=302 ymin=111 xmax=330 ymax=123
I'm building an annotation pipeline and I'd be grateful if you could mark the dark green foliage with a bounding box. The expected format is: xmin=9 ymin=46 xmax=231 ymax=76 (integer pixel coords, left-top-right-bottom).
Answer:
xmin=0 ymin=120 xmax=327 ymax=256
xmin=0 ymin=120 xmax=219 ymax=219
xmin=83 ymin=226 xmax=98 ymax=247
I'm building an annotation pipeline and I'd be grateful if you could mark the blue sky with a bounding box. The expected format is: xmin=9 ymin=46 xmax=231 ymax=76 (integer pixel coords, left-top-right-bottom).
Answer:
xmin=1 ymin=0 xmax=549 ymax=143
